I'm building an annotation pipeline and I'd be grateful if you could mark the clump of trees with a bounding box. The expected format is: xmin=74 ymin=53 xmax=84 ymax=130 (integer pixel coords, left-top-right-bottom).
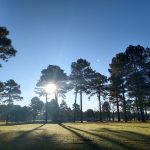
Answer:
xmin=0 ymin=25 xmax=150 ymax=124
xmin=0 ymin=25 xmax=23 ymax=124
xmin=30 ymin=97 xmax=44 ymax=120
xmin=0 ymin=80 xmax=23 ymax=124
xmin=33 ymin=45 xmax=149 ymax=123
xmin=109 ymin=45 xmax=150 ymax=122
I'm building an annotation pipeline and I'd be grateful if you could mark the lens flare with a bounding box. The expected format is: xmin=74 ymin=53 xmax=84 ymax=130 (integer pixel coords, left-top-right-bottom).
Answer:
xmin=45 ymin=83 xmax=57 ymax=94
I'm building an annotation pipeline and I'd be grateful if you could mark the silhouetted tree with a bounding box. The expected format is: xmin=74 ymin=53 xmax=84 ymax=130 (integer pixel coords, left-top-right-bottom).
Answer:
xmin=47 ymin=99 xmax=60 ymax=122
xmin=72 ymin=103 xmax=80 ymax=121
xmin=67 ymin=77 xmax=78 ymax=122
xmin=85 ymin=109 xmax=95 ymax=121
xmin=2 ymin=79 xmax=23 ymax=124
xmin=30 ymin=97 xmax=44 ymax=121
xmin=0 ymin=104 xmax=7 ymax=120
xmin=125 ymin=45 xmax=150 ymax=122
xmin=70 ymin=58 xmax=93 ymax=123
xmin=108 ymin=75 xmax=121 ymax=122
xmin=102 ymin=101 xmax=111 ymax=121
xmin=10 ymin=105 xmax=31 ymax=122
xmin=109 ymin=97 xmax=115 ymax=121
xmin=60 ymin=99 xmax=72 ymax=122
xmin=73 ymin=89 xmax=78 ymax=122
xmin=108 ymin=45 xmax=150 ymax=122
xmin=109 ymin=53 xmax=128 ymax=122
xmin=36 ymin=65 xmax=68 ymax=101
xmin=126 ymin=99 xmax=134 ymax=120
xmin=0 ymin=25 xmax=17 ymax=67
xmin=88 ymin=72 xmax=107 ymax=122
xmin=0 ymin=81 xmax=4 ymax=102
xmin=36 ymin=65 xmax=68 ymax=123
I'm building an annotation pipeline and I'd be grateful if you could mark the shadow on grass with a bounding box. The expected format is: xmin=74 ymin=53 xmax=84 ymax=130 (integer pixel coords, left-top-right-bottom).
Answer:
xmin=59 ymin=123 xmax=103 ymax=150
xmin=98 ymin=128 xmax=150 ymax=141
xmin=0 ymin=123 xmax=149 ymax=150
xmin=0 ymin=124 xmax=63 ymax=150
xmin=65 ymin=125 xmax=150 ymax=150
xmin=13 ymin=124 xmax=45 ymax=138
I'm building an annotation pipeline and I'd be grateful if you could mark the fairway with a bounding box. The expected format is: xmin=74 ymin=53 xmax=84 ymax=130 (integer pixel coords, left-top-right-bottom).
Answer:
xmin=0 ymin=123 xmax=150 ymax=150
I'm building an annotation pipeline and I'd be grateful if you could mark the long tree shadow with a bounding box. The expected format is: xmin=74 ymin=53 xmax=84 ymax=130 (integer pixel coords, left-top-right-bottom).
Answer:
xmin=0 ymin=124 xmax=45 ymax=139
xmin=59 ymin=123 xmax=103 ymax=150
xmin=1 ymin=123 xmax=149 ymax=150
xmin=0 ymin=124 xmax=48 ymax=150
xmin=65 ymin=125 xmax=144 ymax=150
xmin=13 ymin=124 xmax=46 ymax=139
xmin=98 ymin=128 xmax=150 ymax=142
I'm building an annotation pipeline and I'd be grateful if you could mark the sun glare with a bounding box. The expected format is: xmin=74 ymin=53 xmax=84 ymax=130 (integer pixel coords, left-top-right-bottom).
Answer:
xmin=45 ymin=83 xmax=57 ymax=94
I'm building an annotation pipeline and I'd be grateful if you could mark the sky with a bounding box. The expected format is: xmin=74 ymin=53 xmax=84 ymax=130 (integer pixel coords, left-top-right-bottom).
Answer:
xmin=0 ymin=0 xmax=150 ymax=111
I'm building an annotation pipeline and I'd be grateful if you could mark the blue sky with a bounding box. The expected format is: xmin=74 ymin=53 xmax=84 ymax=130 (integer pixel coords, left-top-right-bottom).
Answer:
xmin=0 ymin=0 xmax=150 ymax=110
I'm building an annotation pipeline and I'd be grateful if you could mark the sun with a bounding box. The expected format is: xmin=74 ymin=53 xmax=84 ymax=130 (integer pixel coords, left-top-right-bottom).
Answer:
xmin=44 ymin=83 xmax=57 ymax=94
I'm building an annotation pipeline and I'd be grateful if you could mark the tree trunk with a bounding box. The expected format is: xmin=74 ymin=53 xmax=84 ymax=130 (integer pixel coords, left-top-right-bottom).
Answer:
xmin=108 ymin=111 xmax=111 ymax=121
xmin=45 ymin=94 xmax=48 ymax=123
xmin=133 ymin=109 xmax=136 ymax=121
xmin=138 ymin=97 xmax=145 ymax=122
xmin=80 ymin=91 xmax=83 ymax=123
xmin=55 ymin=90 xmax=58 ymax=103
xmin=145 ymin=109 xmax=148 ymax=121
xmin=116 ymin=97 xmax=120 ymax=122
xmin=135 ymin=97 xmax=140 ymax=121
xmin=6 ymin=110 xmax=9 ymax=125
xmin=144 ymin=101 xmax=148 ymax=121
xmin=122 ymin=90 xmax=127 ymax=122
xmin=6 ymin=94 xmax=11 ymax=125
xmin=128 ymin=107 xmax=132 ymax=121
xmin=112 ymin=111 xmax=114 ymax=121
xmin=74 ymin=90 xmax=77 ymax=123
xmin=112 ymin=103 xmax=115 ymax=121
xmin=98 ymin=94 xmax=102 ymax=122
xmin=144 ymin=106 xmax=148 ymax=121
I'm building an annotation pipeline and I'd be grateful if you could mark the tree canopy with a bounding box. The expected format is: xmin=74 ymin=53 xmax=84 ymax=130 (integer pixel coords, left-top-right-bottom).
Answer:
xmin=0 ymin=25 xmax=17 ymax=67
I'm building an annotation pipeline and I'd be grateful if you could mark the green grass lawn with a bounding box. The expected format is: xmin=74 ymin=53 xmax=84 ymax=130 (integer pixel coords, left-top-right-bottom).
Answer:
xmin=0 ymin=122 xmax=150 ymax=150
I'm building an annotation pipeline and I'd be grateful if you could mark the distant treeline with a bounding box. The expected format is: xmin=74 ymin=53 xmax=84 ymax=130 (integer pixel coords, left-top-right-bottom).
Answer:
xmin=1 ymin=98 xmax=148 ymax=123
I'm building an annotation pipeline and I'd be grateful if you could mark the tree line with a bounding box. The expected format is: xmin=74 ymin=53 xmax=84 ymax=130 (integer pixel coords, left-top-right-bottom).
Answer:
xmin=0 ymin=25 xmax=150 ymax=124
xmin=0 ymin=97 xmax=114 ymax=123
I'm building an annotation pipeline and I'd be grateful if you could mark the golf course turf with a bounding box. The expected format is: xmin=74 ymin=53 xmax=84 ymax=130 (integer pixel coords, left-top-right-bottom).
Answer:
xmin=0 ymin=122 xmax=150 ymax=150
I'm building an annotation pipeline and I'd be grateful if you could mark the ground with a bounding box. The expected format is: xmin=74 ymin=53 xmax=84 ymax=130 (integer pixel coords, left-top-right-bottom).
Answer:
xmin=0 ymin=122 xmax=150 ymax=150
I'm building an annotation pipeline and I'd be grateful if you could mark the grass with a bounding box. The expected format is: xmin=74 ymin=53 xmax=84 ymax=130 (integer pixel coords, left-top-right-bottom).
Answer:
xmin=0 ymin=122 xmax=150 ymax=150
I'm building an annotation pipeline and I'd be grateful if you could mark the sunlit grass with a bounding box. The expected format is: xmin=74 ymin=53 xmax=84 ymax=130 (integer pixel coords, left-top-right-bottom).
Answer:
xmin=65 ymin=122 xmax=150 ymax=150
xmin=0 ymin=122 xmax=150 ymax=150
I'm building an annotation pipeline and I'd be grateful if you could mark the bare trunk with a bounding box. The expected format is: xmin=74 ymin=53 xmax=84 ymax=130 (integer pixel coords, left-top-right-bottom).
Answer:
xmin=45 ymin=94 xmax=48 ymax=123
xmin=144 ymin=106 xmax=148 ymax=121
xmin=98 ymin=94 xmax=102 ymax=122
xmin=6 ymin=111 xmax=9 ymax=125
xmin=135 ymin=97 xmax=140 ymax=121
xmin=122 ymin=90 xmax=127 ymax=122
xmin=80 ymin=91 xmax=83 ymax=123
xmin=55 ymin=90 xmax=58 ymax=103
xmin=108 ymin=111 xmax=111 ymax=121
xmin=6 ymin=93 xmax=11 ymax=125
xmin=144 ymin=101 xmax=148 ymax=121
xmin=138 ymin=97 xmax=145 ymax=122
xmin=133 ymin=109 xmax=136 ymax=121
xmin=74 ymin=90 xmax=78 ymax=123
xmin=116 ymin=97 xmax=120 ymax=122
xmin=112 ymin=103 xmax=115 ymax=121
xmin=112 ymin=111 xmax=114 ymax=121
